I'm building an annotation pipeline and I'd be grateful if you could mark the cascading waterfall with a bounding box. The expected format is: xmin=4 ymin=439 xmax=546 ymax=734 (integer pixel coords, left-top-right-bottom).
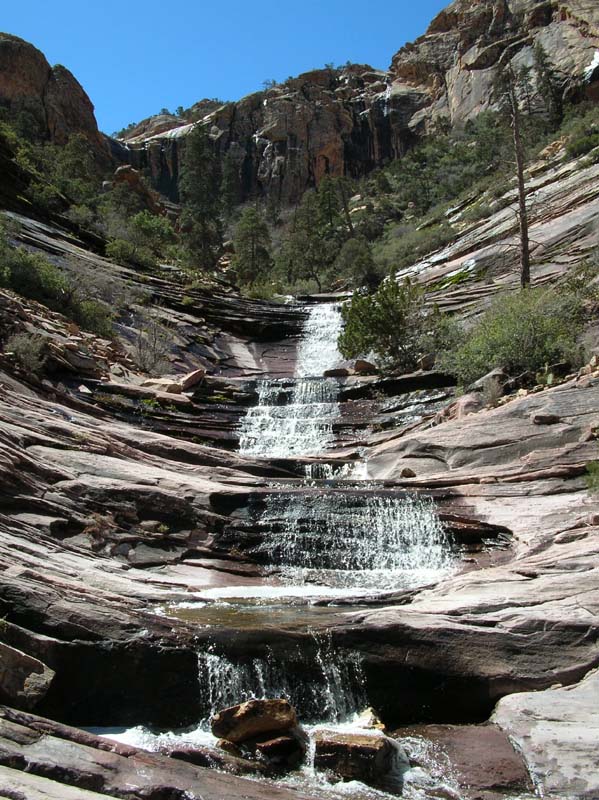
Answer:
xmin=239 ymin=304 xmax=343 ymax=457
xmin=101 ymin=302 xmax=461 ymax=800
xmin=197 ymin=634 xmax=366 ymax=724
xmin=253 ymin=493 xmax=452 ymax=591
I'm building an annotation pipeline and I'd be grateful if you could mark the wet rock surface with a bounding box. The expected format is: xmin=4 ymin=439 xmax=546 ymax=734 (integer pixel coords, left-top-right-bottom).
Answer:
xmin=398 ymin=723 xmax=533 ymax=797
xmin=313 ymin=729 xmax=404 ymax=789
xmin=0 ymin=706 xmax=321 ymax=800
xmin=211 ymin=699 xmax=298 ymax=744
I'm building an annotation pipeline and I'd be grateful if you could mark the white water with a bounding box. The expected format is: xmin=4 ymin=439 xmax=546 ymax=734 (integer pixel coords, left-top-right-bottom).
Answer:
xmin=255 ymin=493 xmax=453 ymax=592
xmin=100 ymin=302 xmax=463 ymax=800
xmin=239 ymin=304 xmax=343 ymax=457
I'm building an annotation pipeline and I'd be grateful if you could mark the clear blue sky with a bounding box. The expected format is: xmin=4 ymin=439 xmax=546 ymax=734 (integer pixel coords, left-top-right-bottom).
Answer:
xmin=3 ymin=0 xmax=448 ymax=135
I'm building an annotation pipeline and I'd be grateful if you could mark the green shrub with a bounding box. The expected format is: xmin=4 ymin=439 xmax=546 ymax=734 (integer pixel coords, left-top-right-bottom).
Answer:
xmin=338 ymin=279 xmax=457 ymax=372
xmin=374 ymin=223 xmax=454 ymax=274
xmin=440 ymin=287 xmax=585 ymax=386
xmin=72 ymin=299 xmax=113 ymax=338
xmin=5 ymin=332 xmax=46 ymax=375
xmin=566 ymin=133 xmax=599 ymax=158
xmin=585 ymin=462 xmax=599 ymax=495
xmin=0 ymin=230 xmax=114 ymax=337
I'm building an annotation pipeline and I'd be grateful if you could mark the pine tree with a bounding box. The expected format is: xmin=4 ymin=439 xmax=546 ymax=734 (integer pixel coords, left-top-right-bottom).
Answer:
xmin=232 ymin=207 xmax=271 ymax=286
xmin=179 ymin=124 xmax=223 ymax=270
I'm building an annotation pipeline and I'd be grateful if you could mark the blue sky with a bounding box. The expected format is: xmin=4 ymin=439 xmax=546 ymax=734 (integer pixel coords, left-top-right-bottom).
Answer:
xmin=3 ymin=0 xmax=448 ymax=135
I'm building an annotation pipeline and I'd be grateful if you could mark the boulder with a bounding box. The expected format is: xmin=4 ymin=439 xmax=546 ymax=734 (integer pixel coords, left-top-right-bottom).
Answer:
xmin=180 ymin=368 xmax=206 ymax=391
xmin=355 ymin=707 xmax=386 ymax=731
xmin=140 ymin=377 xmax=182 ymax=394
xmin=254 ymin=734 xmax=305 ymax=769
xmin=313 ymin=730 xmax=399 ymax=786
xmin=211 ymin=699 xmax=298 ymax=744
xmin=0 ymin=643 xmax=55 ymax=710
xmin=324 ymin=367 xmax=353 ymax=377
xmin=416 ymin=354 xmax=435 ymax=372
xmin=531 ymin=411 xmax=561 ymax=425
xmin=354 ymin=359 xmax=378 ymax=375
xmin=402 ymin=724 xmax=532 ymax=796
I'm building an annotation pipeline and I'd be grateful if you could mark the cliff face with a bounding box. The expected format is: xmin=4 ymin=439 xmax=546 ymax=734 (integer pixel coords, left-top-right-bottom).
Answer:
xmin=0 ymin=1 xmax=598 ymax=205
xmin=0 ymin=32 xmax=109 ymax=164
xmin=119 ymin=0 xmax=599 ymax=204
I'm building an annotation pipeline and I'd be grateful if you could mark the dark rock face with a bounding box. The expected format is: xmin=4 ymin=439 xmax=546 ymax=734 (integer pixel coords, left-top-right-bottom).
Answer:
xmin=0 ymin=32 xmax=109 ymax=164
xmin=313 ymin=730 xmax=402 ymax=788
xmin=118 ymin=0 xmax=599 ymax=204
xmin=0 ymin=643 xmax=55 ymax=710
xmin=0 ymin=706 xmax=322 ymax=800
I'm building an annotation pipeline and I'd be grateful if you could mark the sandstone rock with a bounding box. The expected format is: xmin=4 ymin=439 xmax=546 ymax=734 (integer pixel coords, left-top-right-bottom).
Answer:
xmin=0 ymin=33 xmax=108 ymax=166
xmin=313 ymin=730 xmax=400 ymax=786
xmin=180 ymin=367 xmax=206 ymax=391
xmin=493 ymin=669 xmax=599 ymax=799
xmin=453 ymin=392 xmax=483 ymax=419
xmin=324 ymin=367 xmax=353 ymax=377
xmin=140 ymin=377 xmax=182 ymax=394
xmin=0 ymin=643 xmax=55 ymax=710
xmin=0 ymin=707 xmax=320 ymax=800
xmin=531 ymin=411 xmax=561 ymax=425
xmin=401 ymin=723 xmax=532 ymax=796
xmin=117 ymin=1 xmax=599 ymax=210
xmin=356 ymin=707 xmax=386 ymax=731
xmin=400 ymin=467 xmax=417 ymax=478
xmin=112 ymin=165 xmax=165 ymax=216
xmin=211 ymin=699 xmax=298 ymax=744
xmin=354 ymin=359 xmax=378 ymax=375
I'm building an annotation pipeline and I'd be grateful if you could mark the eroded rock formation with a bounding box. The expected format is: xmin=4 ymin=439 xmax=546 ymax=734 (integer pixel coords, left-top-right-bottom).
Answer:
xmin=0 ymin=32 xmax=109 ymax=164
xmin=118 ymin=0 xmax=599 ymax=204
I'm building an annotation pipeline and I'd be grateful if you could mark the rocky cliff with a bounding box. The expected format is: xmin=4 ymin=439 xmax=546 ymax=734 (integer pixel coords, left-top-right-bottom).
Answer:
xmin=0 ymin=32 xmax=109 ymax=164
xmin=118 ymin=0 xmax=599 ymax=204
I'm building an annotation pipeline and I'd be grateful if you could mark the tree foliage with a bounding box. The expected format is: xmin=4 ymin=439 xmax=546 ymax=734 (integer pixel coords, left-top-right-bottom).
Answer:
xmin=179 ymin=124 xmax=223 ymax=270
xmin=440 ymin=287 xmax=585 ymax=385
xmin=232 ymin=207 xmax=272 ymax=286
xmin=338 ymin=279 xmax=455 ymax=371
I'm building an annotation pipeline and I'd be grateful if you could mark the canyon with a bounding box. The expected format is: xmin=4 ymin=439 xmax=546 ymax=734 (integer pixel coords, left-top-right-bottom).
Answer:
xmin=0 ymin=1 xmax=599 ymax=798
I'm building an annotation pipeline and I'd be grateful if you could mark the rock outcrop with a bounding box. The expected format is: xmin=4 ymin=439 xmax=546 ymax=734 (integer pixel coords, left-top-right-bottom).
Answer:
xmin=0 ymin=706 xmax=321 ymax=800
xmin=118 ymin=0 xmax=599 ymax=204
xmin=0 ymin=32 xmax=109 ymax=164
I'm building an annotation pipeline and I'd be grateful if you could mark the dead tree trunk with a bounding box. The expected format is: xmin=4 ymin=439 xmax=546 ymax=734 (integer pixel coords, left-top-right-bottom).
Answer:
xmin=508 ymin=82 xmax=531 ymax=288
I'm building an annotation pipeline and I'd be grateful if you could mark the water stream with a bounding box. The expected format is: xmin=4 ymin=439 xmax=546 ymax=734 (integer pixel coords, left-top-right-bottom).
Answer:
xmin=239 ymin=304 xmax=343 ymax=457
xmin=102 ymin=302 xmax=461 ymax=799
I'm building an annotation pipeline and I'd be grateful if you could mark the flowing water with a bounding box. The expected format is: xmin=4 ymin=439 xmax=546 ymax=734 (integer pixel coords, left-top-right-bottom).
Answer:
xmin=102 ymin=303 xmax=462 ymax=799
xmin=239 ymin=304 xmax=343 ymax=457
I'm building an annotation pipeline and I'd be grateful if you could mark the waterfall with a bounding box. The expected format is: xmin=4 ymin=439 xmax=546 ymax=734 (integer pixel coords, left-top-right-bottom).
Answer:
xmin=253 ymin=493 xmax=453 ymax=591
xmin=239 ymin=304 xmax=343 ymax=457
xmin=197 ymin=633 xmax=366 ymax=724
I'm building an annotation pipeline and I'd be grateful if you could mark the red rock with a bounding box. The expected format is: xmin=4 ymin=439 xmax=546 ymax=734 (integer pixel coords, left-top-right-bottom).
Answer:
xmin=313 ymin=730 xmax=397 ymax=785
xmin=211 ymin=699 xmax=298 ymax=744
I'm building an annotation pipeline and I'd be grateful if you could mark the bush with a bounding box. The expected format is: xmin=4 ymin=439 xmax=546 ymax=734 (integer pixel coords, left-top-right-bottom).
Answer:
xmin=566 ymin=133 xmax=599 ymax=158
xmin=374 ymin=223 xmax=454 ymax=274
xmin=5 ymin=332 xmax=46 ymax=375
xmin=440 ymin=287 xmax=585 ymax=386
xmin=132 ymin=312 xmax=171 ymax=375
xmin=106 ymin=238 xmax=156 ymax=269
xmin=586 ymin=461 xmax=599 ymax=495
xmin=338 ymin=279 xmax=457 ymax=372
xmin=0 ymin=229 xmax=114 ymax=337
xmin=72 ymin=299 xmax=114 ymax=339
